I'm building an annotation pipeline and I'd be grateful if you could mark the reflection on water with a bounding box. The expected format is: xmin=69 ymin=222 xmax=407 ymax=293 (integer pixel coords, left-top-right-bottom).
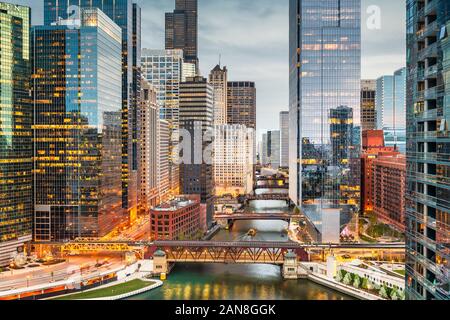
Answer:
xmin=129 ymin=193 xmax=353 ymax=300
xmin=129 ymin=264 xmax=353 ymax=301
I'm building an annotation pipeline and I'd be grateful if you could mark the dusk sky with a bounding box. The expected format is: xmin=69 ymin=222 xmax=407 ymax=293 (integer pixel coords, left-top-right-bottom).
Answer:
xmin=10 ymin=0 xmax=406 ymax=135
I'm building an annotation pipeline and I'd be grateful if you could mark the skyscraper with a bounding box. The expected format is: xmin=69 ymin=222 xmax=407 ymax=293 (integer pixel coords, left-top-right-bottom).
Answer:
xmin=179 ymin=76 xmax=214 ymax=229
xmin=166 ymin=0 xmax=199 ymax=72
xmin=227 ymin=81 xmax=257 ymax=130
xmin=44 ymin=0 xmax=141 ymax=221
xmin=376 ymin=68 xmax=407 ymax=153
xmin=0 ymin=3 xmax=32 ymax=266
xmin=406 ymin=0 xmax=449 ymax=300
xmin=139 ymin=79 xmax=159 ymax=214
xmin=289 ymin=0 xmax=361 ymax=239
xmin=361 ymin=80 xmax=377 ymax=132
xmin=262 ymin=131 xmax=281 ymax=169
xmin=213 ymin=125 xmax=254 ymax=197
xmin=209 ymin=65 xmax=228 ymax=126
xmin=142 ymin=49 xmax=183 ymax=197
xmin=280 ymin=111 xmax=290 ymax=168
xmin=32 ymin=8 xmax=123 ymax=241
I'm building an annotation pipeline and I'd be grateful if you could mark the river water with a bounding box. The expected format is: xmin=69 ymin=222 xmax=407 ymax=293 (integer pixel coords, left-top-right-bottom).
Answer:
xmin=130 ymin=190 xmax=354 ymax=300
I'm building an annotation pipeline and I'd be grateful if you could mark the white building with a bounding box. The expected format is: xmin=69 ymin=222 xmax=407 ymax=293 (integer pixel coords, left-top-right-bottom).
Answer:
xmin=280 ymin=111 xmax=289 ymax=168
xmin=139 ymin=79 xmax=159 ymax=212
xmin=213 ymin=124 xmax=254 ymax=197
xmin=209 ymin=65 xmax=228 ymax=126
xmin=158 ymin=119 xmax=171 ymax=203
xmin=142 ymin=49 xmax=183 ymax=197
xmin=182 ymin=62 xmax=197 ymax=81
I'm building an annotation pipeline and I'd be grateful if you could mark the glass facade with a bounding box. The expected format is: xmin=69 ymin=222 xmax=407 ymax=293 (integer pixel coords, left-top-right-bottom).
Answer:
xmin=289 ymin=0 xmax=361 ymax=238
xmin=406 ymin=0 xmax=450 ymax=300
xmin=376 ymin=68 xmax=407 ymax=154
xmin=141 ymin=49 xmax=183 ymax=197
xmin=0 ymin=3 xmax=32 ymax=266
xmin=44 ymin=0 xmax=140 ymax=217
xmin=165 ymin=0 xmax=198 ymax=71
xmin=32 ymin=9 xmax=123 ymax=241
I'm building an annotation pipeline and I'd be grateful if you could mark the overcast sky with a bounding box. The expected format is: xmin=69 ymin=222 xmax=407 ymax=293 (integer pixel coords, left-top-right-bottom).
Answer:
xmin=10 ymin=0 xmax=406 ymax=135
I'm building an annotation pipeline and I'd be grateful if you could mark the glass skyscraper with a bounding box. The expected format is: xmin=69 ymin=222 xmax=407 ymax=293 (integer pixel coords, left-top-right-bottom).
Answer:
xmin=32 ymin=8 xmax=123 ymax=241
xmin=44 ymin=0 xmax=141 ymax=219
xmin=406 ymin=0 xmax=449 ymax=300
xmin=166 ymin=0 xmax=199 ymax=72
xmin=376 ymin=68 xmax=407 ymax=154
xmin=0 ymin=3 xmax=32 ymax=266
xmin=289 ymin=0 xmax=361 ymax=240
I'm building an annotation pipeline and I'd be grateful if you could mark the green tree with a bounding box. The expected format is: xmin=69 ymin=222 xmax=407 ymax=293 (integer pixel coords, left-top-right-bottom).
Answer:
xmin=353 ymin=275 xmax=361 ymax=289
xmin=343 ymin=273 xmax=353 ymax=286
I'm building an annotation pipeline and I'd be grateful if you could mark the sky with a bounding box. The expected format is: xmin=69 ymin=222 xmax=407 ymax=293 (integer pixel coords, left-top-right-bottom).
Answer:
xmin=10 ymin=0 xmax=406 ymax=135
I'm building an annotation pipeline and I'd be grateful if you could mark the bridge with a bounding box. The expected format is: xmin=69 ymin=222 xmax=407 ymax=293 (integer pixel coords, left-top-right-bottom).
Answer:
xmin=255 ymin=175 xmax=288 ymax=182
xmin=245 ymin=193 xmax=291 ymax=204
xmin=150 ymin=241 xmax=406 ymax=265
xmin=214 ymin=212 xmax=301 ymax=222
xmin=254 ymin=184 xmax=289 ymax=190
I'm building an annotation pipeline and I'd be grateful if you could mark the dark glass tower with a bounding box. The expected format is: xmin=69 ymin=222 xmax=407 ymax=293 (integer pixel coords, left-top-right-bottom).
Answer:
xmin=0 ymin=3 xmax=32 ymax=266
xmin=405 ymin=0 xmax=450 ymax=300
xmin=289 ymin=0 xmax=361 ymax=240
xmin=44 ymin=0 xmax=141 ymax=219
xmin=166 ymin=0 xmax=198 ymax=71
xmin=32 ymin=9 xmax=123 ymax=241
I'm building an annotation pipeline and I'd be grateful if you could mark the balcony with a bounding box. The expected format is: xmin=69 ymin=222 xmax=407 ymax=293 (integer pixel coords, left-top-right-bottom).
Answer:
xmin=418 ymin=42 xmax=438 ymax=61
xmin=424 ymin=64 xmax=438 ymax=78
xmin=424 ymin=87 xmax=438 ymax=99
xmin=424 ymin=0 xmax=438 ymax=16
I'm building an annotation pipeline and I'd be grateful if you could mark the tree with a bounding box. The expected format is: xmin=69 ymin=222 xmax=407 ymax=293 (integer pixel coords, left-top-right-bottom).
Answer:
xmin=353 ymin=275 xmax=361 ymax=289
xmin=361 ymin=278 xmax=369 ymax=290
xmin=379 ymin=286 xmax=390 ymax=299
xmin=343 ymin=273 xmax=353 ymax=286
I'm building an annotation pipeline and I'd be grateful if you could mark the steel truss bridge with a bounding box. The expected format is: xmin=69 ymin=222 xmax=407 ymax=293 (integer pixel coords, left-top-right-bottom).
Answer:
xmin=150 ymin=241 xmax=405 ymax=265
xmin=254 ymin=184 xmax=289 ymax=190
xmin=214 ymin=212 xmax=301 ymax=222
xmin=245 ymin=194 xmax=290 ymax=203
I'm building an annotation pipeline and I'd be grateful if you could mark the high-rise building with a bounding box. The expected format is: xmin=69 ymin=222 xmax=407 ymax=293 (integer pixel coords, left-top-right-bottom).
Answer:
xmin=179 ymin=76 xmax=214 ymax=228
xmin=166 ymin=0 xmax=198 ymax=71
xmin=44 ymin=0 xmax=142 ymax=221
xmin=227 ymin=81 xmax=257 ymax=130
xmin=372 ymin=153 xmax=406 ymax=232
xmin=406 ymin=0 xmax=450 ymax=300
xmin=280 ymin=111 xmax=290 ymax=168
xmin=0 ymin=3 xmax=32 ymax=266
xmin=158 ymin=119 xmax=171 ymax=204
xmin=262 ymin=131 xmax=281 ymax=169
xmin=209 ymin=65 xmax=228 ymax=126
xmin=32 ymin=9 xmax=123 ymax=241
xmin=361 ymin=80 xmax=377 ymax=132
xmin=213 ymin=125 xmax=254 ymax=197
xmin=139 ymin=79 xmax=159 ymax=214
xmin=376 ymin=68 xmax=407 ymax=153
xmin=142 ymin=49 xmax=183 ymax=197
xmin=261 ymin=133 xmax=268 ymax=166
xmin=289 ymin=0 xmax=361 ymax=240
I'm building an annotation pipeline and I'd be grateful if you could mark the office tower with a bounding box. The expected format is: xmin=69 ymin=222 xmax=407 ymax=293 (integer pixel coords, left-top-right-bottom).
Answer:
xmin=280 ymin=111 xmax=290 ymax=168
xmin=376 ymin=68 xmax=407 ymax=153
xmin=361 ymin=80 xmax=377 ymax=132
xmin=166 ymin=0 xmax=199 ymax=71
xmin=213 ymin=125 xmax=254 ymax=197
xmin=32 ymin=9 xmax=123 ymax=241
xmin=360 ymin=130 xmax=397 ymax=213
xmin=261 ymin=133 xmax=268 ymax=166
xmin=44 ymin=0 xmax=141 ymax=221
xmin=372 ymin=153 xmax=406 ymax=232
xmin=158 ymin=120 xmax=171 ymax=204
xmin=262 ymin=131 xmax=281 ymax=169
xmin=139 ymin=79 xmax=159 ymax=214
xmin=209 ymin=65 xmax=228 ymax=126
xmin=182 ymin=62 xmax=197 ymax=81
xmin=289 ymin=0 xmax=361 ymax=239
xmin=179 ymin=76 xmax=214 ymax=228
xmin=0 ymin=3 xmax=32 ymax=266
xmin=406 ymin=0 xmax=449 ymax=300
xmin=142 ymin=49 xmax=183 ymax=197
xmin=330 ymin=106 xmax=354 ymax=166
xmin=227 ymin=81 xmax=257 ymax=129
xmin=150 ymin=195 xmax=201 ymax=241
